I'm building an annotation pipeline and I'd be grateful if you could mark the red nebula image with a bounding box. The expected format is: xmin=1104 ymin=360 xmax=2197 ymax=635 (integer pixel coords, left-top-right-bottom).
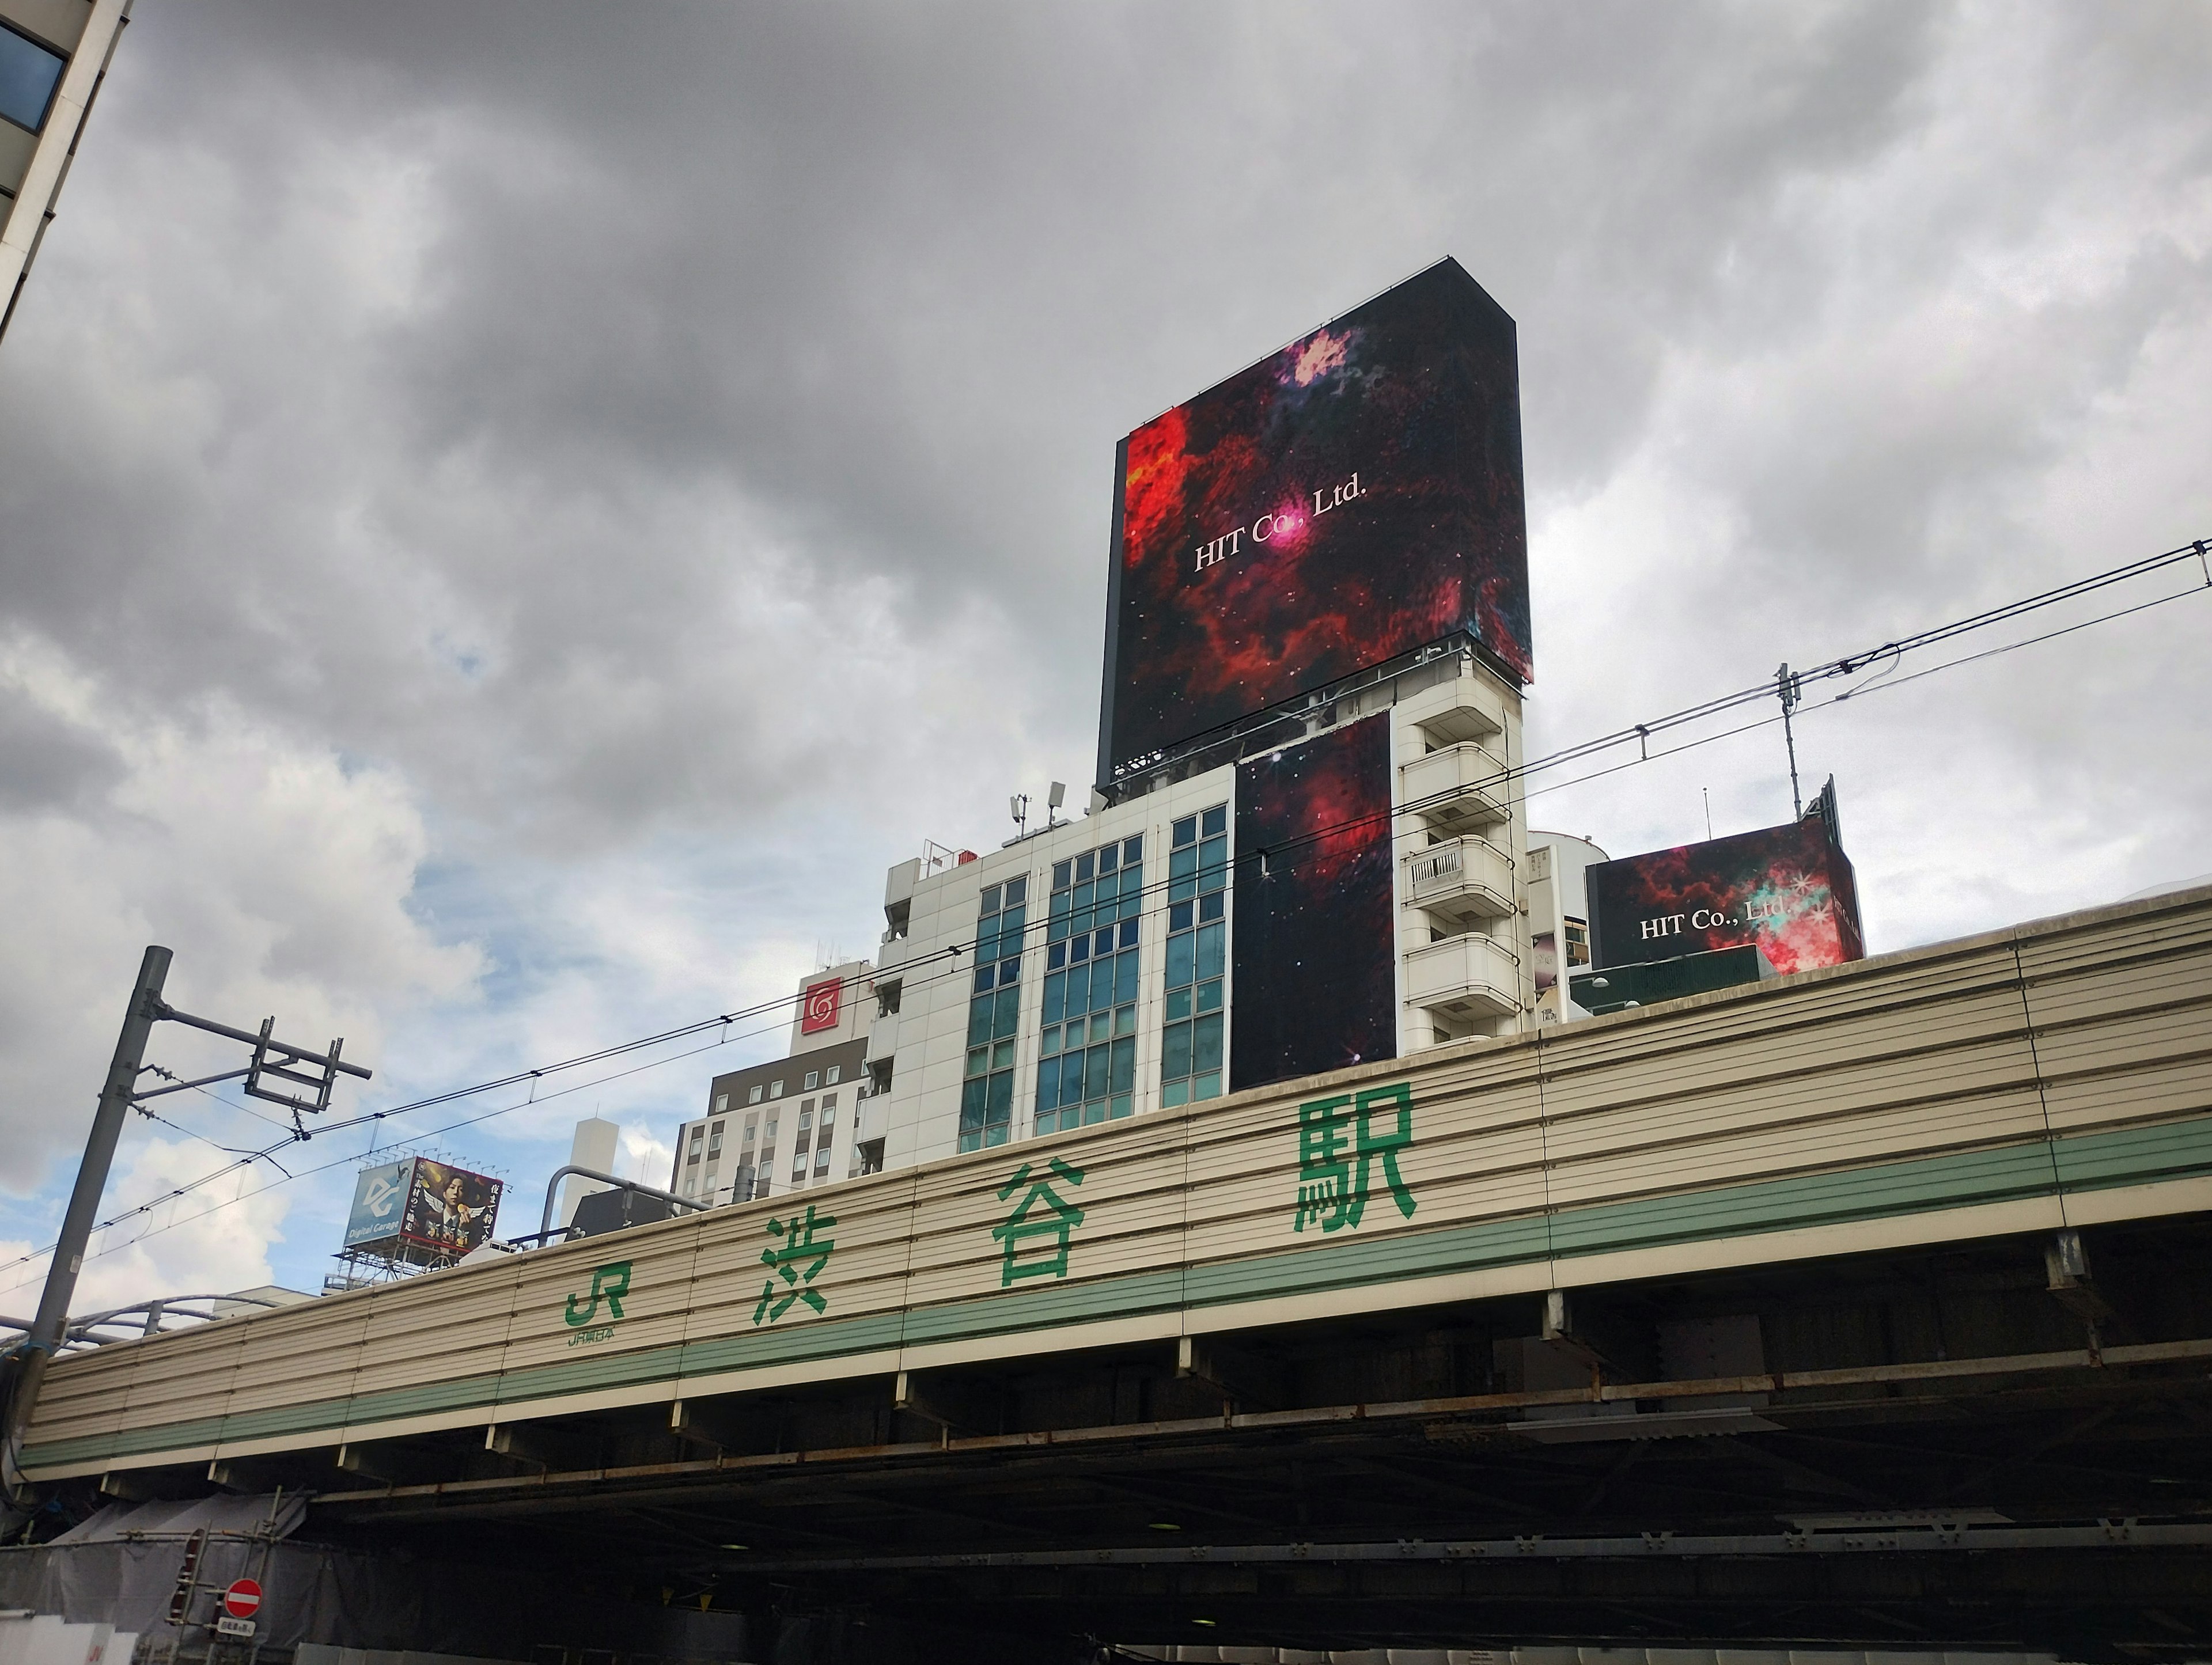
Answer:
xmin=1585 ymin=815 xmax=1866 ymax=977
xmin=1099 ymin=257 xmax=1532 ymax=782
xmin=1230 ymin=715 xmax=1397 ymax=1091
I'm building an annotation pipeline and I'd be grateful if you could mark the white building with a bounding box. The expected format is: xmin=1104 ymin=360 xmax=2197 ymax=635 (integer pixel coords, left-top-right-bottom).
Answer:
xmin=867 ymin=647 xmax=1546 ymax=1169
xmin=669 ymin=959 xmax=877 ymax=1208
xmin=1525 ymin=831 xmax=1609 ymax=1025
xmin=557 ymin=1116 xmax=622 ymax=1229
xmin=0 ymin=0 xmax=127 ymax=344
xmin=670 ymin=656 xmax=1616 ymax=1208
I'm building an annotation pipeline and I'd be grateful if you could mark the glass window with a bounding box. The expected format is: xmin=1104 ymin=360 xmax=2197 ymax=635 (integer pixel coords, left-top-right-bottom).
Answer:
xmin=1161 ymin=802 xmax=1228 ymax=1107
xmin=770 ymin=1079 xmax=785 ymax=1098
xmin=714 ymin=1094 xmax=728 ymax=1114
xmin=0 ymin=25 xmax=67 ymax=135
xmin=826 ymin=1064 xmax=841 ymax=1085
xmin=1033 ymin=831 xmax=1148 ymax=1136
xmin=747 ymin=1084 xmax=763 ymax=1105
xmin=804 ymin=1071 xmax=819 ymax=1091
xmin=961 ymin=875 xmax=1028 ymax=1152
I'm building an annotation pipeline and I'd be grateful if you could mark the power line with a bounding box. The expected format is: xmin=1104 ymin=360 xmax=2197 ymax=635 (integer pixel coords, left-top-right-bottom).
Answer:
xmin=0 ymin=1023 xmax=790 ymax=1299
xmin=7 ymin=533 xmax=2205 ymax=1281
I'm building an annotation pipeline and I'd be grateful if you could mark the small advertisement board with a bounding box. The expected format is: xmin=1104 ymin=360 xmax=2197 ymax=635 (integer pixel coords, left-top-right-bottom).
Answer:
xmin=342 ymin=1159 xmax=414 ymax=1250
xmin=1230 ymin=714 xmax=1398 ymax=1091
xmin=1585 ymin=812 xmax=1865 ymax=976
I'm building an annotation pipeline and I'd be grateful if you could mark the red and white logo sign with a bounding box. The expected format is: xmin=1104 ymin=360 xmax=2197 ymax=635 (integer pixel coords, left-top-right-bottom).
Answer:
xmin=222 ymin=1579 xmax=262 ymax=1620
xmin=800 ymin=977 xmax=842 ymax=1034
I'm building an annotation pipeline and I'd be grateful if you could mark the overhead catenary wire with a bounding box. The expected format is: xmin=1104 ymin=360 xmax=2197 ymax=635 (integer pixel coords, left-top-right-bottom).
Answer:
xmin=17 ymin=533 xmax=2209 ymax=1275
xmin=0 ymin=1025 xmax=793 ymax=1300
xmin=5 ymin=532 xmax=2205 ymax=1285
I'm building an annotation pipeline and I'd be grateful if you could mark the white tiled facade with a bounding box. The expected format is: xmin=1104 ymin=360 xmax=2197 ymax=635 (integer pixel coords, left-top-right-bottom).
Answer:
xmin=868 ymin=648 xmax=1550 ymax=1170
xmin=872 ymin=765 xmax=1243 ymax=1169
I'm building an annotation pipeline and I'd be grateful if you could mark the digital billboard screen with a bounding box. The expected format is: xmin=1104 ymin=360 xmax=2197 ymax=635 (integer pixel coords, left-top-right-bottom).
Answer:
xmin=1099 ymin=257 xmax=1531 ymax=784
xmin=1585 ymin=813 xmax=1865 ymax=976
xmin=1230 ymin=714 xmax=1397 ymax=1091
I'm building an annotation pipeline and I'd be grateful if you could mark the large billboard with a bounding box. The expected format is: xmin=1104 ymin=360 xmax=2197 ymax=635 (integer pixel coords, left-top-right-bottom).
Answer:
xmin=1230 ymin=715 xmax=1397 ymax=1091
xmin=1585 ymin=813 xmax=1865 ymax=976
xmin=343 ymin=1156 xmax=503 ymax=1261
xmin=1098 ymin=257 xmax=1531 ymax=784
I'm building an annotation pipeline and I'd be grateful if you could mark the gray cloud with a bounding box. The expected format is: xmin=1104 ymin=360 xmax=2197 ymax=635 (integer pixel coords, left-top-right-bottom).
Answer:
xmin=0 ymin=1 xmax=2207 ymax=1286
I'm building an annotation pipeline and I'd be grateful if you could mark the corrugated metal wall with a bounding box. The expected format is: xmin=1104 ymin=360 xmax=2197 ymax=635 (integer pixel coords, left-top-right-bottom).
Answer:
xmin=24 ymin=887 xmax=2212 ymax=1480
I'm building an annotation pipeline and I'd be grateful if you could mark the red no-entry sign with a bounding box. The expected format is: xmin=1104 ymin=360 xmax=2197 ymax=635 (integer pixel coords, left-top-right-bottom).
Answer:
xmin=221 ymin=1579 xmax=262 ymax=1620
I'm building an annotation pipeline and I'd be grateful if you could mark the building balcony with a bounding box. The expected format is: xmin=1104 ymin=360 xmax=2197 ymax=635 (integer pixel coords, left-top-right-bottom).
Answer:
xmin=1403 ymin=834 xmax=1516 ymax=930
xmin=1406 ymin=675 xmax=1508 ymax=746
xmin=874 ymin=931 xmax=921 ymax=977
xmin=1404 ymin=931 xmax=1523 ymax=1021
xmin=1399 ymin=741 xmax=1511 ymax=832
xmin=868 ymin=1010 xmax=902 ymax=1063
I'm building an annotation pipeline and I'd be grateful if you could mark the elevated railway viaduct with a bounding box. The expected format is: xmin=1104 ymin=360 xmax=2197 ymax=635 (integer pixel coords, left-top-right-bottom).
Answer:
xmin=16 ymin=888 xmax=2212 ymax=1659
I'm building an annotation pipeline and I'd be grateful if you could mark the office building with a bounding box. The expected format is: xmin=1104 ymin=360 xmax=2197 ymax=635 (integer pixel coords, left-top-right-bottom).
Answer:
xmin=673 ymin=961 xmax=878 ymax=1205
xmin=0 ymin=0 xmax=127 ymax=344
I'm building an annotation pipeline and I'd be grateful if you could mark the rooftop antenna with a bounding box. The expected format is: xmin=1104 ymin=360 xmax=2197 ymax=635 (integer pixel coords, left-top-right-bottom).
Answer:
xmin=1010 ymin=793 xmax=1029 ymax=839
xmin=1777 ymin=662 xmax=1805 ymax=818
xmin=1046 ymin=780 xmax=1066 ymax=829
xmin=1703 ymin=787 xmax=1714 ymax=841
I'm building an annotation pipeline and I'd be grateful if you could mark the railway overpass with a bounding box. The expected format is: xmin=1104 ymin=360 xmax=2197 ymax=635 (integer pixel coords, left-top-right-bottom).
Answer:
xmin=13 ymin=886 xmax=2212 ymax=1658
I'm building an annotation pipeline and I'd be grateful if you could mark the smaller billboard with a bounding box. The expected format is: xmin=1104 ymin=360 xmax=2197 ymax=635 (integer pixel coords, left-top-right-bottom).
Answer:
xmin=1230 ymin=714 xmax=1398 ymax=1091
xmin=1586 ymin=811 xmax=1865 ymax=976
xmin=343 ymin=1160 xmax=413 ymax=1250
xmin=344 ymin=1156 xmax=503 ymax=1260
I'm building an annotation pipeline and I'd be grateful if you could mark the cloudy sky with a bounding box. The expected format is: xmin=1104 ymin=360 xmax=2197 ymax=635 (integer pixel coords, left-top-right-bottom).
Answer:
xmin=1 ymin=2 xmax=2207 ymax=1311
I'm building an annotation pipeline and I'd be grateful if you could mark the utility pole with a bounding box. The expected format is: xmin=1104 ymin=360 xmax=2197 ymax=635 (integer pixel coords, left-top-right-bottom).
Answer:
xmin=1777 ymin=662 xmax=1805 ymax=819
xmin=3 ymin=945 xmax=169 ymax=1485
xmin=3 ymin=946 xmax=372 ymax=1496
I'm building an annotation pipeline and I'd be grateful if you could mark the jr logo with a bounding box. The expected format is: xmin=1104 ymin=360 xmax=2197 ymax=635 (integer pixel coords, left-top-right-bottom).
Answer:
xmin=563 ymin=1261 xmax=631 ymax=1328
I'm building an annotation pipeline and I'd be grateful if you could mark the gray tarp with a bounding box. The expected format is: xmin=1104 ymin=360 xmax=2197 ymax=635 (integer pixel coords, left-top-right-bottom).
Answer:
xmin=0 ymin=1497 xmax=752 ymax=1660
xmin=50 ymin=1492 xmax=307 ymax=1545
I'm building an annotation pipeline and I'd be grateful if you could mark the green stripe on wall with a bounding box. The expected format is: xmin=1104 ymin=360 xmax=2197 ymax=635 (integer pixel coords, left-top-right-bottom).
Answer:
xmin=25 ymin=1113 xmax=2212 ymax=1474
xmin=1547 ymin=1139 xmax=2065 ymax=1258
